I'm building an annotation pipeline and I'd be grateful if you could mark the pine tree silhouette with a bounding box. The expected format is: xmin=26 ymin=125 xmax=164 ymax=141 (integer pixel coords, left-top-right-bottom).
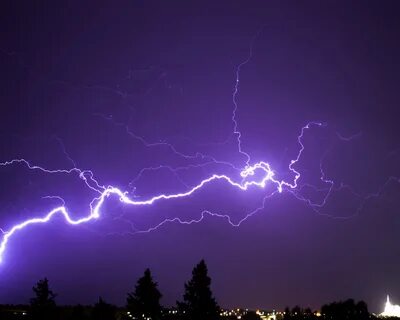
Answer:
xmin=178 ymin=259 xmax=220 ymax=320
xmin=127 ymin=268 xmax=162 ymax=320
xmin=30 ymin=278 xmax=57 ymax=320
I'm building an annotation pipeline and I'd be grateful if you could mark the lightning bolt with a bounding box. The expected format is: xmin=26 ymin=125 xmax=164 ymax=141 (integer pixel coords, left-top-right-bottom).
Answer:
xmin=1 ymin=29 xmax=398 ymax=266
xmin=0 ymin=120 xmax=325 ymax=263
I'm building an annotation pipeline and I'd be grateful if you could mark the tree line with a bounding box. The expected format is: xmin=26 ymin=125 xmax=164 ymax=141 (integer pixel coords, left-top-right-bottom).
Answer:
xmin=0 ymin=259 xmax=219 ymax=320
xmin=0 ymin=259 xmax=388 ymax=320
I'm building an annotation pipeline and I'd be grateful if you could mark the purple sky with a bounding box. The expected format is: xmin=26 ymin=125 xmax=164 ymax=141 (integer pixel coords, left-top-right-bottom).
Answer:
xmin=0 ymin=0 xmax=400 ymax=312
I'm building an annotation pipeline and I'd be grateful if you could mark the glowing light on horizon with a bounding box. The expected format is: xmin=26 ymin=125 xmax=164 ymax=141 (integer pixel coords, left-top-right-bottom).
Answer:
xmin=381 ymin=296 xmax=400 ymax=318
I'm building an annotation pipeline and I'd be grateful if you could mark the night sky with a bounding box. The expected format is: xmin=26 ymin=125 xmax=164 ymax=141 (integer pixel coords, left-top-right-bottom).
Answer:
xmin=1 ymin=0 xmax=400 ymax=313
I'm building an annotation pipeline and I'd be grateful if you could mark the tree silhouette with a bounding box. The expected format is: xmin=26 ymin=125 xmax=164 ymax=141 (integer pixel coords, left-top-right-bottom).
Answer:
xmin=127 ymin=268 xmax=162 ymax=320
xmin=321 ymin=299 xmax=370 ymax=320
xmin=30 ymin=278 xmax=57 ymax=320
xmin=92 ymin=297 xmax=117 ymax=320
xmin=283 ymin=306 xmax=318 ymax=320
xmin=284 ymin=307 xmax=291 ymax=319
xmin=178 ymin=259 xmax=220 ymax=320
